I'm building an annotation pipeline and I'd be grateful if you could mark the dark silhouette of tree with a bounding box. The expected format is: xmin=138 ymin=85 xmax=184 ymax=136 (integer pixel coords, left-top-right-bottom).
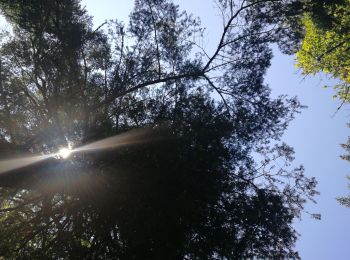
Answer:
xmin=0 ymin=0 xmax=317 ymax=258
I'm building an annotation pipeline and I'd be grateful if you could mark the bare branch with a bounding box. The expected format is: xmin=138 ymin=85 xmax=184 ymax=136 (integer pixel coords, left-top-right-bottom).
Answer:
xmin=203 ymin=74 xmax=231 ymax=111
xmin=202 ymin=0 xmax=277 ymax=73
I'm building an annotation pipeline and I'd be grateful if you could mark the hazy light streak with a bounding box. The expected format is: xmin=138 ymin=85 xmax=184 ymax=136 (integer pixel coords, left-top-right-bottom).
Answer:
xmin=74 ymin=128 xmax=153 ymax=153
xmin=0 ymin=128 xmax=159 ymax=175
xmin=0 ymin=154 xmax=53 ymax=174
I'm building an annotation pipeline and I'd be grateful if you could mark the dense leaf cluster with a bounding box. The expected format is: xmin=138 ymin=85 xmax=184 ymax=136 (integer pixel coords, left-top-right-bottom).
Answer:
xmin=295 ymin=0 xmax=350 ymax=102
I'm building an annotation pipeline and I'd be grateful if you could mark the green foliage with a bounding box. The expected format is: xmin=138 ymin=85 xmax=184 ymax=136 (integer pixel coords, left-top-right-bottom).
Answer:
xmin=293 ymin=1 xmax=350 ymax=206
xmin=296 ymin=0 xmax=350 ymax=102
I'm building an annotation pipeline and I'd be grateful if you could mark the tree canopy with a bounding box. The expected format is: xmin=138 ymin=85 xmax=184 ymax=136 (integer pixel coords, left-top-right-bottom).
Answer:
xmin=0 ymin=0 xmax=318 ymax=258
xmin=268 ymin=0 xmax=350 ymax=208
xmin=295 ymin=0 xmax=350 ymax=102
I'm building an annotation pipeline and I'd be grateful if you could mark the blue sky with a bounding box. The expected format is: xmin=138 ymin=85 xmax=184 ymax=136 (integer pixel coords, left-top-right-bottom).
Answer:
xmin=82 ymin=1 xmax=350 ymax=258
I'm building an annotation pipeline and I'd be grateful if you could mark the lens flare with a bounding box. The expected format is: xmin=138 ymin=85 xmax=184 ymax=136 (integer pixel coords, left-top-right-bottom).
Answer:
xmin=0 ymin=127 xmax=163 ymax=175
xmin=58 ymin=148 xmax=72 ymax=159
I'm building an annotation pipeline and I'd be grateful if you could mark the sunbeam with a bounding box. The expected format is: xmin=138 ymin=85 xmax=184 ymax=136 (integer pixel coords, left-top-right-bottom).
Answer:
xmin=0 ymin=127 xmax=162 ymax=175
xmin=0 ymin=154 xmax=53 ymax=175
xmin=73 ymin=127 xmax=157 ymax=153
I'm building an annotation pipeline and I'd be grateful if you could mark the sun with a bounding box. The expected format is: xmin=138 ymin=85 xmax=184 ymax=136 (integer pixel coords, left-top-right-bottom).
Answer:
xmin=58 ymin=148 xmax=72 ymax=159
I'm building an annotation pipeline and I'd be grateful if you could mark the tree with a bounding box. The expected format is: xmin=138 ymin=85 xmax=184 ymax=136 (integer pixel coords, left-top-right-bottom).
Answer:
xmin=262 ymin=0 xmax=350 ymax=95
xmin=0 ymin=0 xmax=317 ymax=258
xmin=280 ymin=0 xmax=350 ymax=208
xmin=295 ymin=0 xmax=350 ymax=102
xmin=262 ymin=0 xmax=350 ymax=208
